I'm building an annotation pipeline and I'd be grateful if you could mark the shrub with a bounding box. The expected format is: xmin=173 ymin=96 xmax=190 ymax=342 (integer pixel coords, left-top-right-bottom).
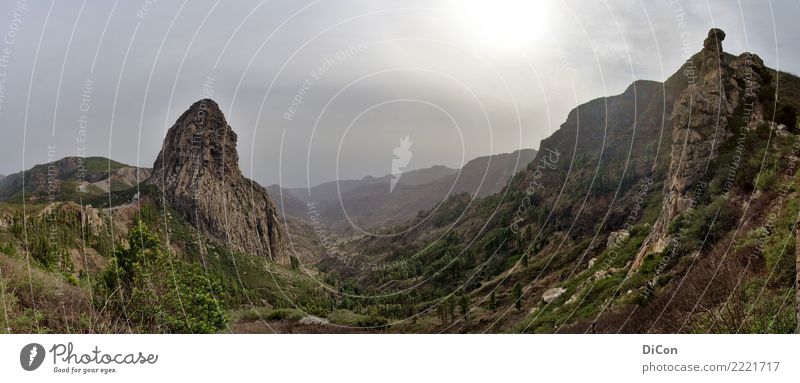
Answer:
xmin=99 ymin=221 xmax=228 ymax=333
xmin=775 ymin=104 xmax=797 ymax=132
xmin=754 ymin=168 xmax=778 ymax=191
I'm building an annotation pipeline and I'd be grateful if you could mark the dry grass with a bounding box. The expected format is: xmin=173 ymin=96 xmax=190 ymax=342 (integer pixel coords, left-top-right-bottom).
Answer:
xmin=0 ymin=252 xmax=121 ymax=333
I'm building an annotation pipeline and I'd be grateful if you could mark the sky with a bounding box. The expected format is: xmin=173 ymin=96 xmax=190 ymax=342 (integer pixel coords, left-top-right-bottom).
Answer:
xmin=0 ymin=0 xmax=798 ymax=188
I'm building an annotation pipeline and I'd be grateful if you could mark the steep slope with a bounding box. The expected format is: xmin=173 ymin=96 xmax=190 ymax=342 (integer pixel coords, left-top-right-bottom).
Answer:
xmin=147 ymin=99 xmax=287 ymax=263
xmin=631 ymin=28 xmax=770 ymax=269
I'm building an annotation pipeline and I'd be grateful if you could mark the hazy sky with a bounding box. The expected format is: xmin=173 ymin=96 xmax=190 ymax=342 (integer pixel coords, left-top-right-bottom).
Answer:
xmin=0 ymin=0 xmax=798 ymax=187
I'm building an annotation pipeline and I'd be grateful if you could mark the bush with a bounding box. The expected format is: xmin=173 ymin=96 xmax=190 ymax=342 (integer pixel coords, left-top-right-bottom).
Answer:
xmin=775 ymin=104 xmax=797 ymax=132
xmin=266 ymin=308 xmax=305 ymax=321
xmin=754 ymin=168 xmax=778 ymax=191
xmin=99 ymin=221 xmax=228 ymax=333
xmin=685 ymin=197 xmax=740 ymax=249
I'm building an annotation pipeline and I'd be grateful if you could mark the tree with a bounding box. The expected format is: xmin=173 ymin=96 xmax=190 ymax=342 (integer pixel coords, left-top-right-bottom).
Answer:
xmin=521 ymin=252 xmax=529 ymax=267
xmin=447 ymin=296 xmax=456 ymax=322
xmin=101 ymin=221 xmax=227 ymax=333
xmin=775 ymin=104 xmax=797 ymax=132
xmin=489 ymin=290 xmax=497 ymax=312
xmin=458 ymin=294 xmax=469 ymax=320
xmin=513 ymin=282 xmax=524 ymax=311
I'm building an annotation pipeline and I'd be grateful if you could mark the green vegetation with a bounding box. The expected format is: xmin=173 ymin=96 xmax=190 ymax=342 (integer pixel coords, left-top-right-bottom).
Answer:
xmin=98 ymin=221 xmax=227 ymax=333
xmin=512 ymin=283 xmax=523 ymax=311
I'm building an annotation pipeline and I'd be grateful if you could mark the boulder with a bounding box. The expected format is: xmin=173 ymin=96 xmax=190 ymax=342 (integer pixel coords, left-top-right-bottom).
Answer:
xmin=542 ymin=287 xmax=567 ymax=304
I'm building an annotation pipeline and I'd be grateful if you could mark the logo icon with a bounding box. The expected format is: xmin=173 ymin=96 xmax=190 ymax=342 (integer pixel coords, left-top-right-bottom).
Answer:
xmin=390 ymin=136 xmax=413 ymax=193
xmin=20 ymin=343 xmax=45 ymax=371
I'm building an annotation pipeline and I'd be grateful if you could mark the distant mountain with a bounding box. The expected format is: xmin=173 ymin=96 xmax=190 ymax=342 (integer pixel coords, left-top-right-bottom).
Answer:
xmin=281 ymin=164 xmax=458 ymax=203
xmin=0 ymin=157 xmax=151 ymax=204
xmin=271 ymin=149 xmax=536 ymax=229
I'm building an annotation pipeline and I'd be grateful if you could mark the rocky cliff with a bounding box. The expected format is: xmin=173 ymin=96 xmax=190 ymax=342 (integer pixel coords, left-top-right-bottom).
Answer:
xmin=631 ymin=28 xmax=769 ymax=270
xmin=148 ymin=99 xmax=286 ymax=263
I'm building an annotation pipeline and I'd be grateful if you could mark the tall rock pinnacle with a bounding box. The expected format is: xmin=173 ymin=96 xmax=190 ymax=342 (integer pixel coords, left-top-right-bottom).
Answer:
xmin=148 ymin=99 xmax=286 ymax=263
xmin=630 ymin=28 xmax=767 ymax=272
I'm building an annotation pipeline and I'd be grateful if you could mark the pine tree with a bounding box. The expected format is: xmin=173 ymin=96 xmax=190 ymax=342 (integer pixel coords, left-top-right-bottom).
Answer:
xmin=447 ymin=296 xmax=456 ymax=323
xmin=513 ymin=282 xmax=523 ymax=311
xmin=458 ymin=294 xmax=469 ymax=320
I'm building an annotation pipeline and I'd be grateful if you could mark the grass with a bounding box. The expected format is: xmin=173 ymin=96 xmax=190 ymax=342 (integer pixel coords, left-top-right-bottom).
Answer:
xmin=230 ymin=307 xmax=306 ymax=322
xmin=0 ymin=252 xmax=100 ymax=333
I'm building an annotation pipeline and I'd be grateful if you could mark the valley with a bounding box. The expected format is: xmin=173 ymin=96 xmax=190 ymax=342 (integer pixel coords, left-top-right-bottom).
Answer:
xmin=0 ymin=29 xmax=798 ymax=334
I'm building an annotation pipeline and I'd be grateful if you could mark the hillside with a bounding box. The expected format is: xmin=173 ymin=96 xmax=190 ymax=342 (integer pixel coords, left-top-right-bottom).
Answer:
xmin=0 ymin=157 xmax=151 ymax=206
xmin=316 ymin=29 xmax=799 ymax=333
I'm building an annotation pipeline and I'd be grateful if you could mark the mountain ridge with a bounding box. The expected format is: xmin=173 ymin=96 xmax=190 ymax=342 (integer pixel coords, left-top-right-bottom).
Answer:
xmin=270 ymin=148 xmax=537 ymax=230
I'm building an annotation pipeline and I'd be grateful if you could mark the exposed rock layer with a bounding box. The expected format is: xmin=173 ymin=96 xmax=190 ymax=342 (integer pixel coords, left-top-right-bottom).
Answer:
xmin=148 ymin=99 xmax=286 ymax=263
xmin=631 ymin=28 xmax=767 ymax=270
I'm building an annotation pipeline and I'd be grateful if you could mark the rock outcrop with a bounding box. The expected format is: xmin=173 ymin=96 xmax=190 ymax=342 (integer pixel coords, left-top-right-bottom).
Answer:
xmin=631 ymin=28 xmax=768 ymax=271
xmin=148 ymin=99 xmax=286 ymax=263
xmin=542 ymin=287 xmax=566 ymax=304
xmin=607 ymin=229 xmax=630 ymax=248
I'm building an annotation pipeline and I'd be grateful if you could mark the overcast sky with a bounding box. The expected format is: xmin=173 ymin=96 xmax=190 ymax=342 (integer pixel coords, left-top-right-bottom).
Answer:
xmin=0 ymin=0 xmax=798 ymax=187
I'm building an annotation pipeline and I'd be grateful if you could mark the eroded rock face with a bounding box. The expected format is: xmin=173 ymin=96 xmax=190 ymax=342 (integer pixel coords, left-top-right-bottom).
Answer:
xmin=148 ymin=99 xmax=286 ymax=263
xmin=631 ymin=29 xmax=767 ymax=271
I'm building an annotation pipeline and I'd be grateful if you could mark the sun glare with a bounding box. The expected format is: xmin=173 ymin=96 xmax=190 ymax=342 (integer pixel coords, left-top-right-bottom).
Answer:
xmin=456 ymin=0 xmax=550 ymax=52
